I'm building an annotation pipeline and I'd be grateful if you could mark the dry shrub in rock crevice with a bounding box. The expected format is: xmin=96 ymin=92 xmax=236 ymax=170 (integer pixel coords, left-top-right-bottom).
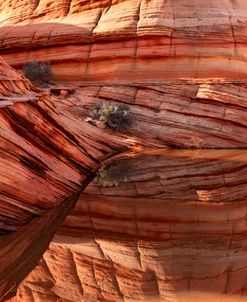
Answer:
xmin=86 ymin=102 xmax=131 ymax=132
xmin=23 ymin=61 xmax=52 ymax=86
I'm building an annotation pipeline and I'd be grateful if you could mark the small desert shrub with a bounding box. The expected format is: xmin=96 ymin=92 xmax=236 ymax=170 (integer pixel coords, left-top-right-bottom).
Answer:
xmin=23 ymin=61 xmax=52 ymax=86
xmin=95 ymin=160 xmax=130 ymax=187
xmin=87 ymin=102 xmax=131 ymax=131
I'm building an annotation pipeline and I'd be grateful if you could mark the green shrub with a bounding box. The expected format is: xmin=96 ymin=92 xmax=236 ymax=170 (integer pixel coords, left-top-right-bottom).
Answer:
xmin=23 ymin=61 xmax=52 ymax=86
xmin=88 ymin=102 xmax=131 ymax=131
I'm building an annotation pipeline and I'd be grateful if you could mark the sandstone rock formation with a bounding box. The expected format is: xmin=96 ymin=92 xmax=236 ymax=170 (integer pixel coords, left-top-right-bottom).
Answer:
xmin=0 ymin=55 xmax=95 ymax=300
xmin=73 ymin=83 xmax=247 ymax=148
xmin=1 ymin=0 xmax=247 ymax=81
xmin=0 ymin=0 xmax=247 ymax=301
xmin=13 ymin=150 xmax=247 ymax=301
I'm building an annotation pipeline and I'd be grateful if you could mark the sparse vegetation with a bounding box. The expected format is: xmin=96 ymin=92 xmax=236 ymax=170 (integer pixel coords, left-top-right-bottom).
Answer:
xmin=23 ymin=61 xmax=52 ymax=86
xmin=95 ymin=160 xmax=130 ymax=187
xmin=86 ymin=102 xmax=131 ymax=131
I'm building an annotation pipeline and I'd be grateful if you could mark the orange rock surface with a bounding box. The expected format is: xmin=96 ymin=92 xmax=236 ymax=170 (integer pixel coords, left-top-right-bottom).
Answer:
xmin=13 ymin=151 xmax=247 ymax=301
xmin=1 ymin=0 xmax=247 ymax=81
xmin=0 ymin=0 xmax=247 ymax=301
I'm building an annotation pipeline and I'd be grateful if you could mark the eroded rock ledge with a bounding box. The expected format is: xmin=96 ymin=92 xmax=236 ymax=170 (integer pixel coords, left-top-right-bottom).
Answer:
xmin=1 ymin=0 xmax=247 ymax=81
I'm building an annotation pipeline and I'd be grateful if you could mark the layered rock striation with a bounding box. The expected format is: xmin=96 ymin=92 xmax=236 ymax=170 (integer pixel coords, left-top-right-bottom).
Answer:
xmin=73 ymin=83 xmax=247 ymax=148
xmin=0 ymin=56 xmax=97 ymax=299
xmin=1 ymin=0 xmax=247 ymax=301
xmin=13 ymin=150 xmax=247 ymax=301
xmin=1 ymin=1 xmax=247 ymax=81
